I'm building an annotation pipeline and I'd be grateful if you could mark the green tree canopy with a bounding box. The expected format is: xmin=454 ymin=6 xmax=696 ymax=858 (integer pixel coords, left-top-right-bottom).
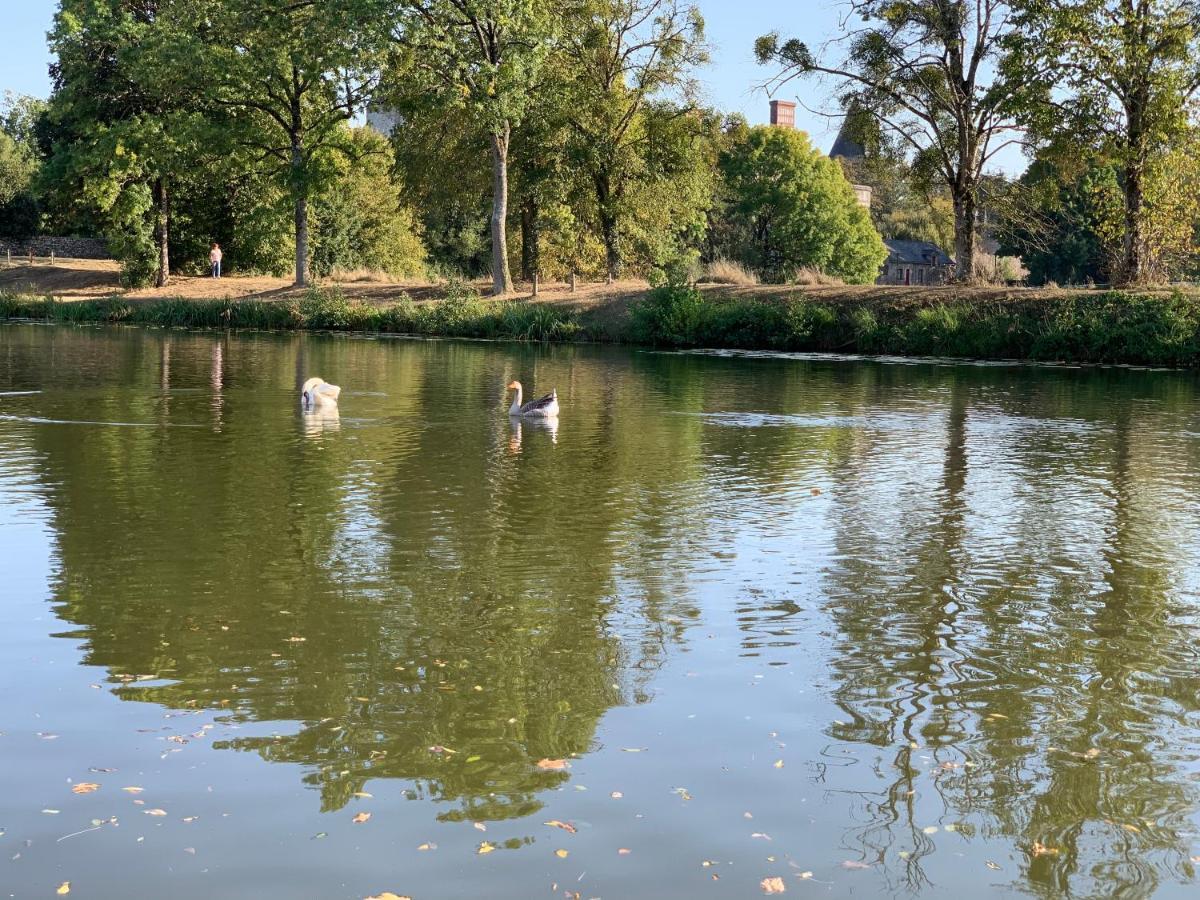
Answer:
xmin=717 ymin=126 xmax=887 ymax=284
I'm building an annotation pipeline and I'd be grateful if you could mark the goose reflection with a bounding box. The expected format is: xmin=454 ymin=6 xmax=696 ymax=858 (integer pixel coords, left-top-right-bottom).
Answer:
xmin=302 ymin=404 xmax=341 ymax=437
xmin=507 ymin=414 xmax=559 ymax=454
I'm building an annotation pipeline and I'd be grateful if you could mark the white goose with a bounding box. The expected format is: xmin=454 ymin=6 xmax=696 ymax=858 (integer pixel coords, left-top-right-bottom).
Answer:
xmin=301 ymin=377 xmax=341 ymax=409
xmin=507 ymin=380 xmax=559 ymax=418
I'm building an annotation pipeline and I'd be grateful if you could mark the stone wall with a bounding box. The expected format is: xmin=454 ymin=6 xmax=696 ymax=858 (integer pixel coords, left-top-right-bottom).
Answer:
xmin=0 ymin=236 xmax=110 ymax=260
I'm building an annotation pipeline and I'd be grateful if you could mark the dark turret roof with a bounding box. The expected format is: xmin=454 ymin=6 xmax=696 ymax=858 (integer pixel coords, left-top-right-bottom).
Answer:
xmin=829 ymin=117 xmax=866 ymax=160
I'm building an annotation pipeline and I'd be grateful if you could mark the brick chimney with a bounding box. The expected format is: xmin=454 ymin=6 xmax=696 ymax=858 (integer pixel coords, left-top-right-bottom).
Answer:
xmin=769 ymin=100 xmax=796 ymax=129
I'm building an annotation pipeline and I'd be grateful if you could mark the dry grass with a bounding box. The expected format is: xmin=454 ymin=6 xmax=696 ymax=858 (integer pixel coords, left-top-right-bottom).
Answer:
xmin=790 ymin=267 xmax=845 ymax=287
xmin=327 ymin=267 xmax=403 ymax=284
xmin=699 ymin=258 xmax=760 ymax=286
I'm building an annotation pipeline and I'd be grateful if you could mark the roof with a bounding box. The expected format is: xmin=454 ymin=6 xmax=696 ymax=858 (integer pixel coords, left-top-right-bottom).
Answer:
xmin=884 ymin=239 xmax=953 ymax=267
xmin=829 ymin=120 xmax=865 ymax=160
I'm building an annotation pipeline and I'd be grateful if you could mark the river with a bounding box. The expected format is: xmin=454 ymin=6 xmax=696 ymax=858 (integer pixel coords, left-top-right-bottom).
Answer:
xmin=2 ymin=322 xmax=1199 ymax=898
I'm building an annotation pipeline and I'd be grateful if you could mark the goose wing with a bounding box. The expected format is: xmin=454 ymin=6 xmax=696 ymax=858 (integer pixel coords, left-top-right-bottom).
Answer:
xmin=522 ymin=390 xmax=556 ymax=413
xmin=314 ymin=382 xmax=341 ymax=402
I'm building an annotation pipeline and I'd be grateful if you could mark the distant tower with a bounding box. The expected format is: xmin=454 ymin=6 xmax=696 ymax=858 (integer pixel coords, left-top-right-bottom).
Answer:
xmin=828 ymin=111 xmax=872 ymax=210
xmin=829 ymin=116 xmax=867 ymax=162
xmin=769 ymin=99 xmax=797 ymax=129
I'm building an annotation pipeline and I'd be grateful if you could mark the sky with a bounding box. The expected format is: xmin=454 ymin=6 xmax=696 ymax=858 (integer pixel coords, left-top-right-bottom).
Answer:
xmin=0 ymin=0 xmax=1023 ymax=171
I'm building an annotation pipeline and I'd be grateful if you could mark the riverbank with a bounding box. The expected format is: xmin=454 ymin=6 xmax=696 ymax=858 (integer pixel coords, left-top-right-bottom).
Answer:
xmin=3 ymin=275 xmax=1200 ymax=366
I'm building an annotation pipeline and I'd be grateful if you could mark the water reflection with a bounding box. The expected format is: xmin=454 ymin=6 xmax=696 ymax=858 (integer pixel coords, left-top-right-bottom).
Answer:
xmin=3 ymin=324 xmax=1200 ymax=897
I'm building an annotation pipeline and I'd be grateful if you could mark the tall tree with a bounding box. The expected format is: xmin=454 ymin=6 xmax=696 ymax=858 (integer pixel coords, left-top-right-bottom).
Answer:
xmin=755 ymin=1 xmax=1026 ymax=281
xmin=1010 ymin=0 xmax=1200 ymax=284
xmin=45 ymin=0 xmax=187 ymax=286
xmin=386 ymin=0 xmax=553 ymax=294
xmin=182 ymin=0 xmax=385 ymax=286
xmin=559 ymin=0 xmax=707 ymax=281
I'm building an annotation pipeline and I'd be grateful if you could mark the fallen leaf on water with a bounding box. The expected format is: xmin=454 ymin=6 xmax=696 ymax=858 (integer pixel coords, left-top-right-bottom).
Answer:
xmin=798 ymin=871 xmax=813 ymax=879
xmin=1122 ymin=824 xmax=1141 ymax=833
xmin=353 ymin=792 xmax=373 ymax=799
xmin=618 ymin=848 xmax=631 ymax=855
xmin=477 ymin=841 xmax=495 ymax=854
xmin=620 ymin=747 xmax=646 ymax=753
xmin=365 ymin=894 xmax=412 ymax=900
xmin=285 ymin=636 xmax=306 ymax=643
xmin=43 ymin=809 xmax=61 ymax=815
xmin=352 ymin=812 xmax=372 ymax=824
xmin=537 ymin=759 xmax=567 ymax=770
xmin=183 ymin=847 xmax=196 ymax=855
xmin=922 ymin=826 xmax=938 ymax=835
xmin=701 ymin=860 xmax=718 ymax=868
xmin=672 ymin=787 xmax=693 ymax=801
xmin=544 ymin=820 xmax=577 ymax=834
xmin=944 ymin=824 xmax=958 ymax=833
xmin=986 ymin=861 xmax=1001 ymax=870
xmin=751 ymin=832 xmax=772 ymax=841
xmin=57 ymin=882 xmax=70 ymax=895
xmin=181 ymin=816 xmax=197 ymax=823
xmin=71 ymin=783 xmax=100 ymax=795
xmin=555 ymin=849 xmax=569 ymax=858
xmin=1190 ymin=855 xmax=1200 ymax=863
xmin=312 ymin=833 xmax=327 ymax=840
xmin=761 ymin=876 xmax=787 ymax=894
xmin=473 ymin=822 xmax=487 ymax=832
xmin=610 ymin=791 xmax=623 ymax=799
xmin=145 ymin=809 xmax=167 ymax=817
xmin=1031 ymin=841 xmax=1059 ymax=857
xmin=122 ymin=787 xmax=144 ymax=794
xmin=428 ymin=745 xmax=456 ymax=755
xmin=417 ymin=842 xmax=437 ymax=851
xmin=88 ymin=768 xmax=116 ymax=774
xmin=842 ymin=860 xmax=870 ymax=870
xmin=773 ymin=760 xmax=784 ymax=769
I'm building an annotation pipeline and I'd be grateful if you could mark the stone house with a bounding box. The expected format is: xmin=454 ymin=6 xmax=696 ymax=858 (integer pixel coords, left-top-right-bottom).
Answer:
xmin=878 ymin=239 xmax=954 ymax=285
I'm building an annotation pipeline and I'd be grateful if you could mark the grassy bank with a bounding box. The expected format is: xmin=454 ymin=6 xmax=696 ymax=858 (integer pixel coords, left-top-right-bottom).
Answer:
xmin=4 ymin=281 xmax=1200 ymax=366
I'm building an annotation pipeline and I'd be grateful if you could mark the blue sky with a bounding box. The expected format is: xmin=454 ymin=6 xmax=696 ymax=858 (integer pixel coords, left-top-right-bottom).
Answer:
xmin=1 ymin=1 xmax=1022 ymax=170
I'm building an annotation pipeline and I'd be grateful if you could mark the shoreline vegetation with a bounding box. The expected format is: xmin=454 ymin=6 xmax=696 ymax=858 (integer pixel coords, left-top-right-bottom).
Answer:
xmin=5 ymin=279 xmax=1200 ymax=367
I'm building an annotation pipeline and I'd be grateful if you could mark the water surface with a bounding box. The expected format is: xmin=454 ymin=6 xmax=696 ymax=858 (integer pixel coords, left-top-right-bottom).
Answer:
xmin=2 ymin=323 xmax=1200 ymax=898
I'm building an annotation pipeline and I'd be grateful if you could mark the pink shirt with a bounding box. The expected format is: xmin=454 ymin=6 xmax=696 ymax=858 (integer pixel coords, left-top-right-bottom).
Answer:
xmin=210 ymin=247 xmax=222 ymax=263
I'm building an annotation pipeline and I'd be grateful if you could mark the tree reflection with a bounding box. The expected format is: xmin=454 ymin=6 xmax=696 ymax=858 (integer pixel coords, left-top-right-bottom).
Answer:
xmin=27 ymin=329 xmax=705 ymax=820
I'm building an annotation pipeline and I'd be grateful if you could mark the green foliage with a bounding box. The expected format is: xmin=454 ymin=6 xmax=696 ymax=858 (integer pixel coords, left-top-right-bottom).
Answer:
xmin=310 ymin=128 xmax=426 ymax=279
xmin=716 ymin=126 xmax=887 ymax=283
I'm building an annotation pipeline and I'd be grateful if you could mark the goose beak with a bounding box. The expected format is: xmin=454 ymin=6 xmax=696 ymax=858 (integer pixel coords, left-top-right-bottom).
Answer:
xmin=506 ymin=381 xmax=519 ymax=390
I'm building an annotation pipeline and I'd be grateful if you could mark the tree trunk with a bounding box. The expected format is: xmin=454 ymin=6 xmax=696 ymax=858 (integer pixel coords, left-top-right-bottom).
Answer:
xmin=594 ymin=171 xmax=621 ymax=282
xmin=489 ymin=126 xmax=514 ymax=295
xmin=294 ymin=192 xmax=309 ymax=288
xmin=952 ymin=189 xmax=977 ymax=283
xmin=153 ymin=177 xmax=169 ymax=288
xmin=1121 ymin=163 xmax=1146 ymax=284
xmin=520 ymin=196 xmax=539 ymax=281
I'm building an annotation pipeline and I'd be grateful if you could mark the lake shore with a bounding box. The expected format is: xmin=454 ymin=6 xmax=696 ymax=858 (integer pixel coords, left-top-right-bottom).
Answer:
xmin=3 ymin=261 xmax=1199 ymax=366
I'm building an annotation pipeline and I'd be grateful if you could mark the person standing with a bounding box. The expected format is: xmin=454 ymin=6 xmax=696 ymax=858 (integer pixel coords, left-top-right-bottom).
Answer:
xmin=210 ymin=242 xmax=223 ymax=278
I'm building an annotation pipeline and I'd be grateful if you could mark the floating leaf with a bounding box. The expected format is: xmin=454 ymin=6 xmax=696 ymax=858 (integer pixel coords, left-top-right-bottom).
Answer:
xmin=618 ymin=848 xmax=631 ymax=855
xmin=122 ymin=787 xmax=144 ymax=794
xmin=555 ymin=849 xmax=569 ymax=858
xmin=773 ymin=760 xmax=784 ymax=769
xmin=285 ymin=636 xmax=306 ymax=643
xmin=477 ymin=841 xmax=495 ymax=854
xmin=417 ymin=842 xmax=437 ymax=851
xmin=353 ymin=792 xmax=373 ymax=799
xmin=761 ymin=876 xmax=786 ymax=894
xmin=43 ymin=809 xmax=61 ymax=815
xmin=610 ymin=791 xmax=623 ymax=799
xmin=986 ymin=861 xmax=1001 ymax=870
xmin=144 ymin=809 xmax=167 ymax=817
xmin=842 ymin=860 xmax=870 ymax=870
xmin=537 ymin=759 xmax=567 ymax=770
xmin=352 ymin=812 xmax=371 ymax=824
xmin=473 ymin=822 xmax=487 ymax=832
xmin=620 ymin=748 xmax=646 ymax=753
xmin=365 ymin=894 xmax=412 ymax=900
xmin=1031 ymin=841 xmax=1059 ymax=857
xmin=312 ymin=833 xmax=328 ymax=840
xmin=751 ymin=832 xmax=772 ymax=841
xmin=71 ymin=783 xmax=100 ymax=795
xmin=544 ymin=820 xmax=577 ymax=834
xmin=922 ymin=826 xmax=938 ymax=835
xmin=57 ymin=883 xmax=70 ymax=896
xmin=798 ymin=871 xmax=813 ymax=879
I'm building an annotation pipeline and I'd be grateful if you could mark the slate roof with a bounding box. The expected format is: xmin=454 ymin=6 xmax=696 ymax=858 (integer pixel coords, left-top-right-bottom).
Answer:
xmin=829 ymin=118 xmax=866 ymax=160
xmin=884 ymin=239 xmax=953 ymax=267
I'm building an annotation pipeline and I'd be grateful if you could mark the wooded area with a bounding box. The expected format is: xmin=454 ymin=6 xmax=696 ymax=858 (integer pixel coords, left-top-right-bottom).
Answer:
xmin=3 ymin=0 xmax=1200 ymax=293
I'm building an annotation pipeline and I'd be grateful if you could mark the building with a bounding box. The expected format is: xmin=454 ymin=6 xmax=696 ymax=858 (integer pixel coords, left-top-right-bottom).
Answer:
xmin=768 ymin=100 xmax=874 ymax=211
xmin=878 ymin=239 xmax=954 ymax=286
